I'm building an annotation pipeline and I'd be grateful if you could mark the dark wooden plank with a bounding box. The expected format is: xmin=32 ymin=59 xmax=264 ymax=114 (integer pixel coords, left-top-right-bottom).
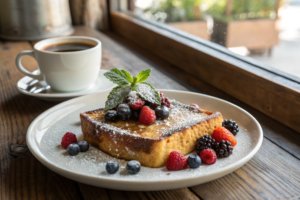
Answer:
xmin=109 ymin=11 xmax=300 ymax=134
xmin=77 ymin=183 xmax=110 ymax=200
xmin=102 ymin=30 xmax=300 ymax=160
xmin=190 ymin=139 xmax=300 ymax=200
xmin=0 ymin=40 xmax=82 ymax=200
xmin=78 ymin=183 xmax=199 ymax=200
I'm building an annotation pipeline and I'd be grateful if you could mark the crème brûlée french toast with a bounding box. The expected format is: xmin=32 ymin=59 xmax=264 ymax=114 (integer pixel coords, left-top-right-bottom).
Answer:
xmin=80 ymin=101 xmax=223 ymax=168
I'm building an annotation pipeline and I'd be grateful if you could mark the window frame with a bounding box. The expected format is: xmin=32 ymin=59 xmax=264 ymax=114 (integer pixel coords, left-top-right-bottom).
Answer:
xmin=107 ymin=1 xmax=300 ymax=133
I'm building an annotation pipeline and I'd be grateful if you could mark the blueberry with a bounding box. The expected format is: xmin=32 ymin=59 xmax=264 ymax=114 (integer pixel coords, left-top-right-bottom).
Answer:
xmin=106 ymin=161 xmax=119 ymax=174
xmin=105 ymin=110 xmax=118 ymax=121
xmin=131 ymin=109 xmax=140 ymax=120
xmin=126 ymin=160 xmax=141 ymax=174
xmin=117 ymin=104 xmax=131 ymax=120
xmin=67 ymin=144 xmax=80 ymax=156
xmin=187 ymin=154 xmax=201 ymax=168
xmin=77 ymin=141 xmax=89 ymax=152
xmin=155 ymin=105 xmax=170 ymax=120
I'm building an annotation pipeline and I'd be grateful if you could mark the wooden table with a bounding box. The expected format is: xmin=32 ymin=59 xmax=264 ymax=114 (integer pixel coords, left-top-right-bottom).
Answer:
xmin=1 ymin=26 xmax=300 ymax=200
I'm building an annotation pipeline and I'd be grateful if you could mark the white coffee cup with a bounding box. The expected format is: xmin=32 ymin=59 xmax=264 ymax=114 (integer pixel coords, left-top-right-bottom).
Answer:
xmin=16 ymin=36 xmax=101 ymax=92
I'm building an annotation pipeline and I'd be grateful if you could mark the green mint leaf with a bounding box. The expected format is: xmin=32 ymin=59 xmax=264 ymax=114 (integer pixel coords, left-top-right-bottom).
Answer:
xmin=105 ymin=85 xmax=131 ymax=110
xmin=132 ymin=82 xmax=161 ymax=105
xmin=136 ymin=69 xmax=151 ymax=83
xmin=131 ymin=76 xmax=137 ymax=87
xmin=104 ymin=68 xmax=131 ymax=86
xmin=120 ymin=69 xmax=133 ymax=83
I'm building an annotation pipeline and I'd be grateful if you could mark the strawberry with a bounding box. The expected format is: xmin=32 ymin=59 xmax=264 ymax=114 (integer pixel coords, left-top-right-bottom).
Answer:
xmin=166 ymin=151 xmax=188 ymax=171
xmin=200 ymin=149 xmax=217 ymax=165
xmin=61 ymin=132 xmax=78 ymax=149
xmin=212 ymin=126 xmax=237 ymax=147
xmin=138 ymin=106 xmax=156 ymax=124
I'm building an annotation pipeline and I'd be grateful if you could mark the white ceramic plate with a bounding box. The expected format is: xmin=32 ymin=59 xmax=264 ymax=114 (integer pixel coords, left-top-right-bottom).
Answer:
xmin=17 ymin=69 xmax=115 ymax=102
xmin=26 ymin=90 xmax=263 ymax=191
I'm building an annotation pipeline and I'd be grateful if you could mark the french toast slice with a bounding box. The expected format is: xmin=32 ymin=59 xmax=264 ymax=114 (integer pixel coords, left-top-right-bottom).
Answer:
xmin=80 ymin=101 xmax=223 ymax=168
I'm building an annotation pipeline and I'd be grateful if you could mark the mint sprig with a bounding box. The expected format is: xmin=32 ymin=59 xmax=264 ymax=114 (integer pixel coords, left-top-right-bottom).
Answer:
xmin=104 ymin=68 xmax=161 ymax=110
xmin=104 ymin=68 xmax=132 ymax=86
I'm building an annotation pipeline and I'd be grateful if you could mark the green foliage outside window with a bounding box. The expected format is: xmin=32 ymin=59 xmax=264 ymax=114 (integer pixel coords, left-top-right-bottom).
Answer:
xmin=143 ymin=0 xmax=278 ymax=23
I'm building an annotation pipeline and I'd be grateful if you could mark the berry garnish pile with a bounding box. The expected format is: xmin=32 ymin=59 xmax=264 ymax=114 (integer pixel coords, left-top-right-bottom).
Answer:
xmin=61 ymin=132 xmax=89 ymax=156
xmin=165 ymin=119 xmax=239 ymax=171
xmin=103 ymin=68 xmax=171 ymax=125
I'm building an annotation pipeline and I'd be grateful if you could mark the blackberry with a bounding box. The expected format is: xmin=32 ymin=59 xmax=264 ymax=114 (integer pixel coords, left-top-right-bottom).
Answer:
xmin=195 ymin=135 xmax=215 ymax=154
xmin=222 ymin=119 xmax=239 ymax=136
xmin=213 ymin=140 xmax=233 ymax=158
xmin=131 ymin=109 xmax=140 ymax=121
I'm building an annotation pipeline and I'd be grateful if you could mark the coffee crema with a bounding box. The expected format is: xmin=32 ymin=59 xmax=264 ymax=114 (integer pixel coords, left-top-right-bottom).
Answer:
xmin=42 ymin=43 xmax=95 ymax=52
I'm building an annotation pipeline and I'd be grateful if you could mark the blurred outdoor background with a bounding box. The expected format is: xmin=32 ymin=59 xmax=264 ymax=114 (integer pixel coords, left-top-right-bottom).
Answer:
xmin=133 ymin=0 xmax=300 ymax=78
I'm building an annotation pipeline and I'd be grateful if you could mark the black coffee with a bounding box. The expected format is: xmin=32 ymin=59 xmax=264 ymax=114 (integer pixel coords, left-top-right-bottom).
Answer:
xmin=42 ymin=43 xmax=95 ymax=52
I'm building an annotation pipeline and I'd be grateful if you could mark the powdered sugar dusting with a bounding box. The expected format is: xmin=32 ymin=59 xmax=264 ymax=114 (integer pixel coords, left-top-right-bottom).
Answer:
xmin=127 ymin=91 xmax=139 ymax=104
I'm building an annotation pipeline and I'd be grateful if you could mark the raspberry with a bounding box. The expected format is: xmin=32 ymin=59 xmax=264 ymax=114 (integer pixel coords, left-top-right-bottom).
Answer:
xmin=159 ymin=91 xmax=164 ymax=100
xmin=127 ymin=91 xmax=145 ymax=110
xmin=138 ymin=106 xmax=156 ymax=124
xmin=129 ymin=98 xmax=144 ymax=110
xmin=212 ymin=126 xmax=237 ymax=147
xmin=200 ymin=149 xmax=217 ymax=165
xmin=61 ymin=132 xmax=78 ymax=149
xmin=159 ymin=92 xmax=171 ymax=109
xmin=166 ymin=151 xmax=188 ymax=171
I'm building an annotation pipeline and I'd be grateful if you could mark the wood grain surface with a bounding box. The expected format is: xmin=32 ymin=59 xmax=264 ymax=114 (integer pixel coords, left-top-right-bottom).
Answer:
xmin=1 ymin=26 xmax=300 ymax=200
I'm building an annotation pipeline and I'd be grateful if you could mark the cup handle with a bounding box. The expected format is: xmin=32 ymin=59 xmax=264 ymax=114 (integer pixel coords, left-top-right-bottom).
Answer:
xmin=15 ymin=50 xmax=43 ymax=81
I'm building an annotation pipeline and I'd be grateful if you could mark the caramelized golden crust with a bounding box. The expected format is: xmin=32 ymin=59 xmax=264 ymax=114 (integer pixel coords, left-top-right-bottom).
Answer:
xmin=80 ymin=104 xmax=223 ymax=168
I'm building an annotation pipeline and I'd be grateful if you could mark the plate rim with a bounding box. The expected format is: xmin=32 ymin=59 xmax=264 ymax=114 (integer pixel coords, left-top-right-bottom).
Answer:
xmin=26 ymin=89 xmax=263 ymax=186
xmin=17 ymin=69 xmax=115 ymax=98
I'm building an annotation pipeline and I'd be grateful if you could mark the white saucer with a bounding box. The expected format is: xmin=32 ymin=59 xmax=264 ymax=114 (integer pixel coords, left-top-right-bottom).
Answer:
xmin=26 ymin=90 xmax=263 ymax=191
xmin=17 ymin=69 xmax=115 ymax=102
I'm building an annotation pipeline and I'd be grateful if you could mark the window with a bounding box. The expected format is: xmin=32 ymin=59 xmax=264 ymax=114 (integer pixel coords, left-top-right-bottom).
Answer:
xmin=108 ymin=0 xmax=300 ymax=133
xmin=133 ymin=0 xmax=300 ymax=79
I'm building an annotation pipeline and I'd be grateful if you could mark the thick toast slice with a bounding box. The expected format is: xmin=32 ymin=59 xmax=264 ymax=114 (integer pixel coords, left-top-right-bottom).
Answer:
xmin=80 ymin=101 xmax=223 ymax=168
